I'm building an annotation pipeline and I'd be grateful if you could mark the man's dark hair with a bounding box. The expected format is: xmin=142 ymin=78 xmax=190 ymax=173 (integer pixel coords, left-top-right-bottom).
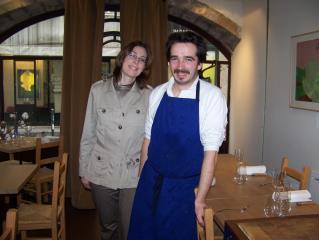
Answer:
xmin=166 ymin=31 xmax=207 ymax=63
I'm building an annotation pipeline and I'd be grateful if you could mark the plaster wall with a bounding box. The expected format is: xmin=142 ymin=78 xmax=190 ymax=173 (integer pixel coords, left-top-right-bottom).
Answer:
xmin=264 ymin=0 xmax=319 ymax=199
xmin=230 ymin=0 xmax=267 ymax=164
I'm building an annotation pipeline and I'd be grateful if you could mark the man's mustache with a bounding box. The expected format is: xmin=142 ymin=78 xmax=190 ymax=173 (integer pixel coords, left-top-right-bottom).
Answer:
xmin=174 ymin=69 xmax=190 ymax=74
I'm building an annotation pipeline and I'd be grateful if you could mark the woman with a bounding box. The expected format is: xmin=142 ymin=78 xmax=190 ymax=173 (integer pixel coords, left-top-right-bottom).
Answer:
xmin=79 ymin=41 xmax=152 ymax=240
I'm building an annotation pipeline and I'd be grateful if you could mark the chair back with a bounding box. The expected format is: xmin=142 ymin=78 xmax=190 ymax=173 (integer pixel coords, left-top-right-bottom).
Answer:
xmin=35 ymin=136 xmax=63 ymax=167
xmin=281 ymin=157 xmax=311 ymax=190
xmin=196 ymin=208 xmax=214 ymax=240
xmin=194 ymin=188 xmax=214 ymax=240
xmin=51 ymin=153 xmax=68 ymax=240
xmin=0 ymin=209 xmax=17 ymax=240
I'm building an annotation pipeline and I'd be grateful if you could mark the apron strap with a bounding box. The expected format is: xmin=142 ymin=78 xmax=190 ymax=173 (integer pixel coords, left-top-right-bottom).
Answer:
xmin=196 ymin=81 xmax=200 ymax=101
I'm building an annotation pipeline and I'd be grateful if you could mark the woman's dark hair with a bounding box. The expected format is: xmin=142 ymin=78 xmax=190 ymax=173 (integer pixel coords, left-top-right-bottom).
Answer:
xmin=165 ymin=31 xmax=207 ymax=63
xmin=113 ymin=41 xmax=152 ymax=89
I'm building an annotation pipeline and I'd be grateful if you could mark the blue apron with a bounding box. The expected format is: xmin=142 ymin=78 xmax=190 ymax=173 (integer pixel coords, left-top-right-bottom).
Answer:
xmin=128 ymin=82 xmax=204 ymax=240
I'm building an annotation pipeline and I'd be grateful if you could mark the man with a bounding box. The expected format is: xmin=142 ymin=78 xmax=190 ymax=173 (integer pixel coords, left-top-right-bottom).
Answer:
xmin=128 ymin=31 xmax=227 ymax=240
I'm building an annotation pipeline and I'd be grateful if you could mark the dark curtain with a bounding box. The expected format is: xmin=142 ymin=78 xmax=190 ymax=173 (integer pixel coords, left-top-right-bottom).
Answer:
xmin=120 ymin=0 xmax=168 ymax=87
xmin=62 ymin=0 xmax=105 ymax=209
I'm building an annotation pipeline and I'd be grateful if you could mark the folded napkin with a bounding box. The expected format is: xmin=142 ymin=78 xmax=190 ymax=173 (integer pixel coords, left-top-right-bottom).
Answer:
xmin=273 ymin=190 xmax=312 ymax=202
xmin=288 ymin=190 xmax=312 ymax=203
xmin=238 ymin=165 xmax=267 ymax=175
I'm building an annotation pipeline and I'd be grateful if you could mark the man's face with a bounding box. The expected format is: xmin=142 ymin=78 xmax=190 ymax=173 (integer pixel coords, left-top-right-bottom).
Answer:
xmin=169 ymin=42 xmax=202 ymax=88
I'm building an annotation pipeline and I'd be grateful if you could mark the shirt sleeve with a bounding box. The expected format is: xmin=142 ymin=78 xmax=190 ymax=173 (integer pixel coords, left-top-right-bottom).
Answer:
xmin=79 ymin=86 xmax=97 ymax=177
xmin=200 ymin=89 xmax=228 ymax=152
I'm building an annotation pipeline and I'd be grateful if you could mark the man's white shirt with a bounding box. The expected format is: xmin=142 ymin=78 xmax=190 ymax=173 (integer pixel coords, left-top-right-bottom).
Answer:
xmin=145 ymin=76 xmax=228 ymax=151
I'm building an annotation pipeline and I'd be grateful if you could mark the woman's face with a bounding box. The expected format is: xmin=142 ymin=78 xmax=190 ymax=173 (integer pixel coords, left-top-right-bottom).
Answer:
xmin=121 ymin=46 xmax=147 ymax=80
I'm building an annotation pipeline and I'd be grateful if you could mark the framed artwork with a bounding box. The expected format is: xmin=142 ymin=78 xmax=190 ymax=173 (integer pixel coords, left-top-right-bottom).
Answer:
xmin=290 ymin=30 xmax=319 ymax=111
xmin=15 ymin=68 xmax=41 ymax=105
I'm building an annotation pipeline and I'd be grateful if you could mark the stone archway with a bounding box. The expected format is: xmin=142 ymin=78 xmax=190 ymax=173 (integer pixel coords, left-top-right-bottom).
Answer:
xmin=0 ymin=0 xmax=241 ymax=56
xmin=168 ymin=0 xmax=241 ymax=59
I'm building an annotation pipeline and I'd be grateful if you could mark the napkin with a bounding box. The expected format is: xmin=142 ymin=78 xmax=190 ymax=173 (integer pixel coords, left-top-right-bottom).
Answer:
xmin=273 ymin=190 xmax=312 ymax=202
xmin=288 ymin=190 xmax=312 ymax=203
xmin=238 ymin=165 xmax=267 ymax=175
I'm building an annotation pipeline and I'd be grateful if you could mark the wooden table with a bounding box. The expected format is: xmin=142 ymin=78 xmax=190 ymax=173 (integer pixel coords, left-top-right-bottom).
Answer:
xmin=0 ymin=137 xmax=36 ymax=160
xmin=0 ymin=160 xmax=38 ymax=194
xmin=225 ymin=214 xmax=319 ymax=240
xmin=0 ymin=160 xmax=38 ymax=234
xmin=207 ymin=154 xmax=319 ymax=233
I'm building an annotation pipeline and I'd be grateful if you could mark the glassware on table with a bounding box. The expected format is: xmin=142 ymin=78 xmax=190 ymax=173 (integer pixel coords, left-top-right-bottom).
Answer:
xmin=24 ymin=125 xmax=32 ymax=136
xmin=264 ymin=178 xmax=292 ymax=217
xmin=264 ymin=195 xmax=278 ymax=217
xmin=233 ymin=149 xmax=247 ymax=184
xmin=273 ymin=180 xmax=292 ymax=216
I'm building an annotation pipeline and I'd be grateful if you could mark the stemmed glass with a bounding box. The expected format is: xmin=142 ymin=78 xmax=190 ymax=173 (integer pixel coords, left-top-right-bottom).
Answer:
xmin=24 ymin=125 xmax=32 ymax=136
xmin=264 ymin=171 xmax=292 ymax=217
xmin=233 ymin=149 xmax=247 ymax=184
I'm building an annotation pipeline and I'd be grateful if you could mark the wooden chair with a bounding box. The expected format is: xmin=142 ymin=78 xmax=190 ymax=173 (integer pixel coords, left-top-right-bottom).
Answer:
xmin=196 ymin=207 xmax=214 ymax=240
xmin=194 ymin=188 xmax=216 ymax=240
xmin=18 ymin=153 xmax=68 ymax=240
xmin=281 ymin=156 xmax=311 ymax=190
xmin=0 ymin=209 xmax=17 ymax=240
xmin=22 ymin=136 xmax=63 ymax=203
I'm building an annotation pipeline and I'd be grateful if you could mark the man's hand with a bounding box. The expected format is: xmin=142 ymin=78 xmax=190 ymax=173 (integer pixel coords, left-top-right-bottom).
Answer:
xmin=80 ymin=176 xmax=91 ymax=190
xmin=195 ymin=198 xmax=207 ymax=227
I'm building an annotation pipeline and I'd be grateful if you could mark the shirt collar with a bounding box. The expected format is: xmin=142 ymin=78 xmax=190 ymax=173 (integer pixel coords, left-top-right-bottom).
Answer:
xmin=167 ymin=76 xmax=199 ymax=96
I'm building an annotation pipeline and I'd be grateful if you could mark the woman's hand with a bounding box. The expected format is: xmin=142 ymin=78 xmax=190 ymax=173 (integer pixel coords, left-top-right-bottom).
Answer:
xmin=80 ymin=176 xmax=91 ymax=190
xmin=195 ymin=198 xmax=207 ymax=227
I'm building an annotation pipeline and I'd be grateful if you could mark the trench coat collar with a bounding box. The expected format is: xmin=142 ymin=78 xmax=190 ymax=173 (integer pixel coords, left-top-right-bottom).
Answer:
xmin=103 ymin=75 xmax=144 ymax=96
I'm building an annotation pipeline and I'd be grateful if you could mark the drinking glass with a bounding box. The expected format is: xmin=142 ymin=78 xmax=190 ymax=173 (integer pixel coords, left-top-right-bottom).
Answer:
xmin=264 ymin=195 xmax=277 ymax=217
xmin=24 ymin=125 xmax=32 ymax=136
xmin=234 ymin=149 xmax=247 ymax=184
xmin=274 ymin=180 xmax=292 ymax=216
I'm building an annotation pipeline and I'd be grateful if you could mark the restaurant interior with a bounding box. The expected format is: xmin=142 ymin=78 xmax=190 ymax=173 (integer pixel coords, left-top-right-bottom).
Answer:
xmin=0 ymin=0 xmax=319 ymax=239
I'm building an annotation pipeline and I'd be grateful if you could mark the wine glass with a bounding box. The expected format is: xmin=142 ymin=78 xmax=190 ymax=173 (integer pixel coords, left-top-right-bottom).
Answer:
xmin=274 ymin=180 xmax=292 ymax=216
xmin=24 ymin=125 xmax=32 ymax=136
xmin=234 ymin=149 xmax=247 ymax=184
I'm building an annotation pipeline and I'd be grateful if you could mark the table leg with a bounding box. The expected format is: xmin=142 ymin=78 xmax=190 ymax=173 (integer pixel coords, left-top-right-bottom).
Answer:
xmin=9 ymin=153 xmax=14 ymax=160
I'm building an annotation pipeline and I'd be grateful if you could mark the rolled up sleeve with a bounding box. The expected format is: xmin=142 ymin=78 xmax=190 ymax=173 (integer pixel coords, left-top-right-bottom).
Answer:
xmin=200 ymin=90 xmax=228 ymax=152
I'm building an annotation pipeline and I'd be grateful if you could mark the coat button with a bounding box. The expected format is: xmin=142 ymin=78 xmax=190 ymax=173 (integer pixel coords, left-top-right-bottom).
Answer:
xmin=136 ymin=109 xmax=140 ymax=114
xmin=97 ymin=156 xmax=101 ymax=160
xmin=118 ymin=125 xmax=122 ymax=129
xmin=136 ymin=158 xmax=140 ymax=162
xmin=102 ymin=108 xmax=106 ymax=113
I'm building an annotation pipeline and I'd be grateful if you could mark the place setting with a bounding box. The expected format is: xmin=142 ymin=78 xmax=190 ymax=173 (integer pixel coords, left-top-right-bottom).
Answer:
xmin=233 ymin=148 xmax=267 ymax=185
xmin=263 ymin=171 xmax=313 ymax=217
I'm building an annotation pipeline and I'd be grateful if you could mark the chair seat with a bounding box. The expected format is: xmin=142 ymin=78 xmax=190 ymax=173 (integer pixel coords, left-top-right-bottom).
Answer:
xmin=18 ymin=154 xmax=68 ymax=240
xmin=18 ymin=203 xmax=52 ymax=230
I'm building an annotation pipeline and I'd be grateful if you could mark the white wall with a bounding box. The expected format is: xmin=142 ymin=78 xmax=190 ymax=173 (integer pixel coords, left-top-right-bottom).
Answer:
xmin=230 ymin=0 xmax=267 ymax=164
xmin=264 ymin=0 xmax=319 ymax=199
xmin=202 ymin=1 xmax=319 ymax=200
